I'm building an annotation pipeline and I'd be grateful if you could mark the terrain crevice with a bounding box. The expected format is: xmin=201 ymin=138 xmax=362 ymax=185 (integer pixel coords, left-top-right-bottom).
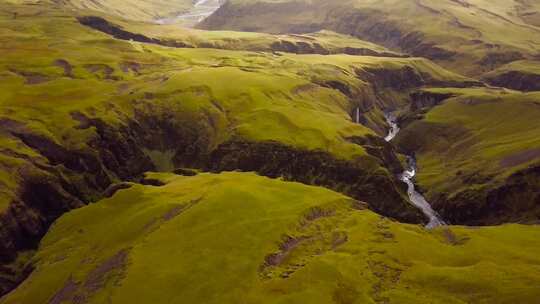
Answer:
xmin=206 ymin=140 xmax=422 ymax=223
xmin=77 ymin=16 xmax=194 ymax=48
xmin=0 ymin=110 xmax=422 ymax=296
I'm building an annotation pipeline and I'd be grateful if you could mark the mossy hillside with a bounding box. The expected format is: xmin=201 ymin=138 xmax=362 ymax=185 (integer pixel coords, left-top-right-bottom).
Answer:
xmin=0 ymin=2 xmax=387 ymax=148
xmin=0 ymin=2 xmax=353 ymax=278
xmin=3 ymin=172 xmax=540 ymax=304
xmin=0 ymin=0 xmax=477 ymax=181
xmin=482 ymin=60 xmax=540 ymax=91
xmin=94 ymin=13 xmax=405 ymax=57
xmin=0 ymin=2 xmax=366 ymax=182
xmin=401 ymin=88 xmax=540 ymax=190
xmin=55 ymin=0 xmax=194 ymax=21
xmin=0 ymin=1 xmax=489 ymax=294
xmin=486 ymin=60 xmax=540 ymax=75
xmin=0 ymin=1 xmax=475 ymax=279
xmin=395 ymin=88 xmax=540 ymax=223
xmin=200 ymin=0 xmax=540 ymax=76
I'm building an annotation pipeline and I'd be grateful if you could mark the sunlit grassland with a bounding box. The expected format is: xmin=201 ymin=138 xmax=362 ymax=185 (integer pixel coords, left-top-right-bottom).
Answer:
xmin=3 ymin=172 xmax=540 ymax=304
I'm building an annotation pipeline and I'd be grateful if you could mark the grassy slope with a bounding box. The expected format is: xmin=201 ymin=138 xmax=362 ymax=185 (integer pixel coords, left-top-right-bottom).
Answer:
xmin=417 ymin=89 xmax=540 ymax=187
xmin=197 ymin=0 xmax=540 ymax=222
xmin=73 ymin=11 xmax=406 ymax=57
xmin=3 ymin=172 xmax=540 ymax=304
xmin=482 ymin=60 xmax=540 ymax=91
xmin=55 ymin=0 xmax=194 ymax=21
xmin=125 ymin=22 xmax=404 ymax=56
xmin=0 ymin=0 xmax=539 ymax=301
xmin=395 ymin=88 xmax=540 ymax=223
xmin=200 ymin=0 xmax=540 ymax=77
xmin=0 ymin=1 xmax=475 ymax=211
xmin=486 ymin=60 xmax=540 ymax=75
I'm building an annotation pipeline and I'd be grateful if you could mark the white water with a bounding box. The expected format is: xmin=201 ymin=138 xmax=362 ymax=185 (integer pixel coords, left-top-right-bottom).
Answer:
xmin=384 ymin=112 xmax=446 ymax=229
xmin=399 ymin=157 xmax=446 ymax=229
xmin=155 ymin=0 xmax=222 ymax=26
xmin=384 ymin=112 xmax=400 ymax=142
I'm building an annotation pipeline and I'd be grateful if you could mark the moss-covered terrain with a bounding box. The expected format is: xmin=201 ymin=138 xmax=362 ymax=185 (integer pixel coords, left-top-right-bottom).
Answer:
xmin=394 ymin=88 xmax=540 ymax=225
xmin=198 ymin=0 xmax=540 ymax=220
xmin=482 ymin=60 xmax=540 ymax=91
xmin=3 ymin=172 xmax=540 ymax=304
xmin=50 ymin=0 xmax=195 ymax=22
xmin=75 ymin=13 xmax=407 ymax=57
xmin=0 ymin=0 xmax=485 ymax=293
xmin=200 ymin=0 xmax=540 ymax=78
xmin=1 ymin=0 xmax=540 ymax=301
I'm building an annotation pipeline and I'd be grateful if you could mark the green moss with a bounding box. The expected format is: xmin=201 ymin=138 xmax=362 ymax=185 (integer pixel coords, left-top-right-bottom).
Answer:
xmin=1 ymin=0 xmax=539 ymax=301
xmin=117 ymin=17 xmax=405 ymax=56
xmin=0 ymin=0 xmax=473 ymax=200
xmin=485 ymin=60 xmax=540 ymax=75
xmin=4 ymin=172 xmax=540 ymax=303
xmin=396 ymin=88 xmax=540 ymax=202
xmin=201 ymin=0 xmax=540 ymax=76
xmin=58 ymin=0 xmax=194 ymax=21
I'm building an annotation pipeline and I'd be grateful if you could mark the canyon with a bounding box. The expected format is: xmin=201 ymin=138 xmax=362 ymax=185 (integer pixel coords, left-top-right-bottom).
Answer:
xmin=0 ymin=0 xmax=539 ymax=303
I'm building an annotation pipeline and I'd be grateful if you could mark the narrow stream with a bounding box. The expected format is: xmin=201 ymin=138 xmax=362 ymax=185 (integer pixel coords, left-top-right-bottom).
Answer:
xmin=384 ymin=112 xmax=446 ymax=229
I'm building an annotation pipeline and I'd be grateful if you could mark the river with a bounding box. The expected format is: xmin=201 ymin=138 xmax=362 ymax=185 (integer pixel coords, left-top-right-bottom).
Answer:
xmin=384 ymin=112 xmax=446 ymax=229
xmin=155 ymin=0 xmax=223 ymax=26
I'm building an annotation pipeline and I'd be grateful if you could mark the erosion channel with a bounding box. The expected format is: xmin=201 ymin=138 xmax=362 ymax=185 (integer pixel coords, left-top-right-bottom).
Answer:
xmin=384 ymin=113 xmax=446 ymax=229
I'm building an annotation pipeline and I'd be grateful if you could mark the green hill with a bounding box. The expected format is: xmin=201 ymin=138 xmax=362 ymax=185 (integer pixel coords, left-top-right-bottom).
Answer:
xmin=56 ymin=0 xmax=194 ymax=21
xmin=395 ymin=88 xmax=540 ymax=225
xmin=0 ymin=0 xmax=481 ymax=294
xmin=200 ymin=0 xmax=540 ymax=78
xmin=482 ymin=60 xmax=540 ymax=91
xmin=3 ymin=172 xmax=540 ymax=304
xmin=1 ymin=0 xmax=539 ymax=301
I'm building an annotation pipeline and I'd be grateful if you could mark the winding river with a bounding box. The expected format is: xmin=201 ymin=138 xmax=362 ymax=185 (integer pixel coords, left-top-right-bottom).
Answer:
xmin=384 ymin=113 xmax=446 ymax=229
xmin=155 ymin=0 xmax=222 ymax=26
